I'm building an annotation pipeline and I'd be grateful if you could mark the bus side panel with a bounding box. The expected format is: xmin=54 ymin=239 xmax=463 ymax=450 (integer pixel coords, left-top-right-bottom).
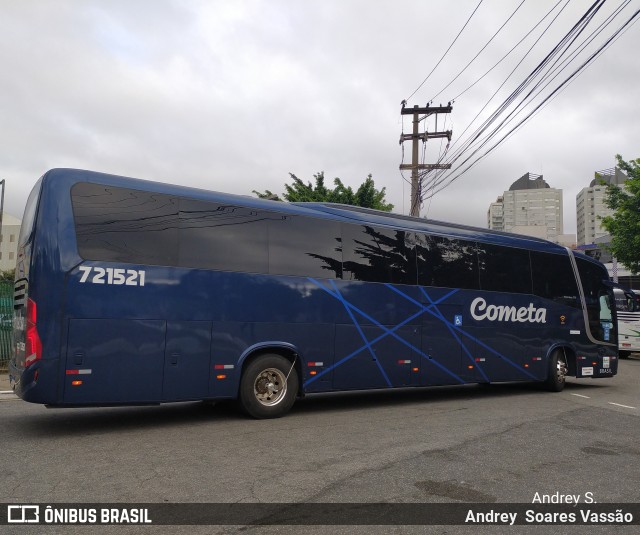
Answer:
xmin=209 ymin=321 xmax=335 ymax=398
xmin=327 ymin=281 xmax=423 ymax=390
xmin=618 ymin=312 xmax=640 ymax=352
xmin=162 ymin=321 xmax=212 ymax=401
xmin=466 ymin=328 xmax=544 ymax=382
xmin=332 ymin=324 xmax=419 ymax=390
xmin=421 ymin=302 xmax=465 ymax=386
xmin=64 ymin=319 xmax=165 ymax=404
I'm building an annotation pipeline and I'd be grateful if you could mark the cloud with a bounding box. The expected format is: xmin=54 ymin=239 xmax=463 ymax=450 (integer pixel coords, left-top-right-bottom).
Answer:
xmin=1 ymin=0 xmax=638 ymax=237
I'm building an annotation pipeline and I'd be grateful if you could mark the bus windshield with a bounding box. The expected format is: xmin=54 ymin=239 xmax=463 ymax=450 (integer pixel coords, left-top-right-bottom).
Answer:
xmin=575 ymin=255 xmax=616 ymax=345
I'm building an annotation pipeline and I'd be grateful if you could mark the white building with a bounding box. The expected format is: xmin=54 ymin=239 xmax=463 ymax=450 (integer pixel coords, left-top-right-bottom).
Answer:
xmin=488 ymin=173 xmax=563 ymax=242
xmin=0 ymin=213 xmax=22 ymax=273
xmin=487 ymin=196 xmax=503 ymax=230
xmin=576 ymin=167 xmax=627 ymax=246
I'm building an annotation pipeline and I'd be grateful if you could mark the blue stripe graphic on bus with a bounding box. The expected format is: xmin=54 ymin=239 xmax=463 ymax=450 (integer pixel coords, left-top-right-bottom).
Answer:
xmin=420 ymin=287 xmax=537 ymax=380
xmin=304 ymin=306 xmax=427 ymax=385
xmin=384 ymin=284 xmax=490 ymax=380
xmin=329 ymin=280 xmax=393 ymax=388
xmin=418 ymin=287 xmax=491 ymax=383
xmin=302 ymin=279 xmax=428 ymax=385
xmin=387 ymin=284 xmax=490 ymax=381
xmin=387 ymin=283 xmax=537 ymax=381
xmin=305 ymin=279 xmax=465 ymax=387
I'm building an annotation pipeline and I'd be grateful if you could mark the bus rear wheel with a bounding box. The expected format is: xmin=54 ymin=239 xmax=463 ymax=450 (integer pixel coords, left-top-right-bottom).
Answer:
xmin=239 ymin=354 xmax=298 ymax=419
xmin=544 ymin=350 xmax=568 ymax=392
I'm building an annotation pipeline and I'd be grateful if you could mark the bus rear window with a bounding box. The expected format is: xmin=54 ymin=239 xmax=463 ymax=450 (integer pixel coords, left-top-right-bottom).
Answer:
xmin=18 ymin=177 xmax=43 ymax=247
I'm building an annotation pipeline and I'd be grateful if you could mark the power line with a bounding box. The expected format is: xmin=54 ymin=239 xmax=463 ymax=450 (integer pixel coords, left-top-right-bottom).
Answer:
xmin=429 ymin=0 xmax=528 ymax=103
xmin=405 ymin=0 xmax=484 ymax=102
xmin=423 ymin=6 xmax=640 ymax=200
xmin=423 ymin=0 xmax=608 ymax=194
xmin=431 ymin=0 xmax=578 ymax=173
xmin=473 ymin=0 xmax=633 ymax=155
xmin=400 ymin=0 xmax=638 ymax=207
xmin=451 ymin=0 xmax=568 ymax=101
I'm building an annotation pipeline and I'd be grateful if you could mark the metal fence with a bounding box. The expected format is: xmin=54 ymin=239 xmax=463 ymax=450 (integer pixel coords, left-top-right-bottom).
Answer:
xmin=0 ymin=281 xmax=13 ymax=370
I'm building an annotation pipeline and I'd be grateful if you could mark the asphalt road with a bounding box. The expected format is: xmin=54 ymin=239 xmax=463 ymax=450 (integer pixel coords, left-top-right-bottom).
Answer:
xmin=2 ymin=357 xmax=640 ymax=534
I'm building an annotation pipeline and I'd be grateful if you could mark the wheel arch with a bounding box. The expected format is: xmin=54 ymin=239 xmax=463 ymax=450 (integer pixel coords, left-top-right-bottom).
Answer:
xmin=546 ymin=343 xmax=577 ymax=377
xmin=238 ymin=342 xmax=305 ymax=397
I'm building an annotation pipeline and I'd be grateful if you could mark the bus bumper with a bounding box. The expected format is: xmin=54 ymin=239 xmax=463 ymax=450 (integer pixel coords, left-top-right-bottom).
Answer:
xmin=576 ymin=354 xmax=617 ymax=378
xmin=9 ymin=359 xmax=60 ymax=404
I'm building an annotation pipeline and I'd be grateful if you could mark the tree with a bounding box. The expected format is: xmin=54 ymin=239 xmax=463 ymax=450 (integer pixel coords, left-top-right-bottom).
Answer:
xmin=600 ymin=155 xmax=640 ymax=274
xmin=254 ymin=172 xmax=393 ymax=211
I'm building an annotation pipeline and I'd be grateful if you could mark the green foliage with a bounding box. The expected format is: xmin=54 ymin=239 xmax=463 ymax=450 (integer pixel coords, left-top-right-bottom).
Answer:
xmin=601 ymin=155 xmax=640 ymax=274
xmin=254 ymin=172 xmax=393 ymax=211
xmin=0 ymin=269 xmax=15 ymax=282
xmin=252 ymin=189 xmax=282 ymax=201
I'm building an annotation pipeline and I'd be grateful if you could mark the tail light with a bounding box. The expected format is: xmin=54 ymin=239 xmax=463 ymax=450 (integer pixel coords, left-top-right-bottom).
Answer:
xmin=25 ymin=298 xmax=42 ymax=367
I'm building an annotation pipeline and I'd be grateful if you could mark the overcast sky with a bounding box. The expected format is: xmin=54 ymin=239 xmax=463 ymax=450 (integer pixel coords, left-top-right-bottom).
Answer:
xmin=1 ymin=0 xmax=638 ymax=234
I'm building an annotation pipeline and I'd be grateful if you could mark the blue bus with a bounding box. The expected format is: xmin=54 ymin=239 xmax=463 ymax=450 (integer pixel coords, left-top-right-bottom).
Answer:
xmin=9 ymin=169 xmax=618 ymax=418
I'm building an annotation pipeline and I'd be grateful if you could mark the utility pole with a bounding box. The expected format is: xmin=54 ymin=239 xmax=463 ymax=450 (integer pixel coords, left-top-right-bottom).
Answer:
xmin=399 ymin=103 xmax=453 ymax=217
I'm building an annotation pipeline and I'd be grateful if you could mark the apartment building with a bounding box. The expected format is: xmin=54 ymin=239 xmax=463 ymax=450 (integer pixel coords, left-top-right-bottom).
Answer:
xmin=0 ymin=213 xmax=22 ymax=272
xmin=488 ymin=173 xmax=563 ymax=242
xmin=576 ymin=167 xmax=627 ymax=246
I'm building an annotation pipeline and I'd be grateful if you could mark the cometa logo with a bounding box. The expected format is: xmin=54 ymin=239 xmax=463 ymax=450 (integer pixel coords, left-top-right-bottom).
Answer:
xmin=470 ymin=297 xmax=547 ymax=323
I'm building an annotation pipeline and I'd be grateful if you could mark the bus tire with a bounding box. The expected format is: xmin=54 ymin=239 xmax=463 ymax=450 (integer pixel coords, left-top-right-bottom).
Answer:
xmin=619 ymin=351 xmax=630 ymax=359
xmin=239 ymin=354 xmax=298 ymax=419
xmin=544 ymin=350 xmax=568 ymax=392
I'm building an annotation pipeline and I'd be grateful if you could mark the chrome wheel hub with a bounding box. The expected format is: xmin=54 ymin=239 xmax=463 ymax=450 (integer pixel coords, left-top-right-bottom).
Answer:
xmin=254 ymin=368 xmax=287 ymax=406
xmin=557 ymin=357 xmax=568 ymax=382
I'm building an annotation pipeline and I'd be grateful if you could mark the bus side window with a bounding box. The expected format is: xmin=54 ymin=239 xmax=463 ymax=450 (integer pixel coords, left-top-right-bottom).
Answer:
xmin=268 ymin=217 xmax=343 ymax=279
xmin=72 ymin=183 xmax=179 ymax=266
xmin=342 ymin=224 xmax=417 ymax=285
xmin=477 ymin=243 xmax=532 ymax=294
xmin=530 ymin=251 xmax=580 ymax=308
xmin=613 ymin=289 xmax=629 ymax=312
xmin=417 ymin=235 xmax=479 ymax=290
xmin=179 ymin=199 xmax=269 ymax=274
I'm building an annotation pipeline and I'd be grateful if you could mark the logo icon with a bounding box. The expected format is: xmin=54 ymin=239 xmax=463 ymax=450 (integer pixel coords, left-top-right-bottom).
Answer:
xmin=7 ymin=505 xmax=40 ymax=524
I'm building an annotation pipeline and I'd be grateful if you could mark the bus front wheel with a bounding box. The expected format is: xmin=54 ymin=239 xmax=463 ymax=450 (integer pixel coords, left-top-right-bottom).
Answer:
xmin=239 ymin=354 xmax=298 ymax=419
xmin=544 ymin=350 xmax=568 ymax=392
